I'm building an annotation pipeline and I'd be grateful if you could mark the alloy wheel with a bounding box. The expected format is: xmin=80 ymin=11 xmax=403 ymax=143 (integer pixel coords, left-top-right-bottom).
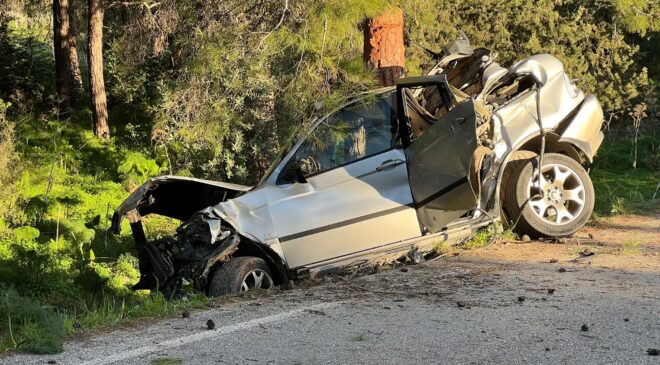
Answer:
xmin=527 ymin=163 xmax=586 ymax=225
xmin=240 ymin=269 xmax=274 ymax=292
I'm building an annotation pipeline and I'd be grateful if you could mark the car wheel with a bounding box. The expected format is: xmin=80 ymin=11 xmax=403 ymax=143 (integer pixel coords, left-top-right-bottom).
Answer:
xmin=503 ymin=153 xmax=594 ymax=238
xmin=500 ymin=150 xmax=538 ymax=224
xmin=207 ymin=257 xmax=274 ymax=297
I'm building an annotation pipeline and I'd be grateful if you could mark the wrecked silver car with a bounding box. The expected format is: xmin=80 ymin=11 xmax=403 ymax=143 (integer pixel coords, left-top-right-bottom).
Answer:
xmin=111 ymin=34 xmax=604 ymax=297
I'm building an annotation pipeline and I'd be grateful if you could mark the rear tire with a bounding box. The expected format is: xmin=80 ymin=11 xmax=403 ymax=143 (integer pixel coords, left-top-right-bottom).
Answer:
xmin=500 ymin=150 xmax=537 ymax=226
xmin=502 ymin=153 xmax=594 ymax=238
xmin=207 ymin=257 xmax=274 ymax=297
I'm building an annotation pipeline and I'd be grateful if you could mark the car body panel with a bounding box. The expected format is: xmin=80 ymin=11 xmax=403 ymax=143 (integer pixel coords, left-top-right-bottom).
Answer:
xmin=111 ymin=176 xmax=251 ymax=233
xmin=490 ymin=55 xmax=586 ymax=164
xmin=270 ymin=148 xmax=420 ymax=268
xmin=405 ymin=100 xmax=479 ymax=233
xmin=558 ymin=94 xmax=605 ymax=161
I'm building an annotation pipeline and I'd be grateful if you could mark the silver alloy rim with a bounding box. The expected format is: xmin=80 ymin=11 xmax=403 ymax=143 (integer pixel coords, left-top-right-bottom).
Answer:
xmin=240 ymin=269 xmax=273 ymax=292
xmin=527 ymin=163 xmax=586 ymax=225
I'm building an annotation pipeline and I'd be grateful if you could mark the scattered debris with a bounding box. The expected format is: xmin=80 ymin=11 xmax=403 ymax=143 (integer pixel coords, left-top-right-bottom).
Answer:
xmin=207 ymin=319 xmax=216 ymax=330
xmin=456 ymin=301 xmax=466 ymax=308
xmin=547 ymin=288 xmax=555 ymax=294
xmin=624 ymin=318 xmax=629 ymax=322
xmin=518 ymin=296 xmax=525 ymax=302
xmin=400 ymin=268 xmax=409 ymax=272
xmin=181 ymin=311 xmax=190 ymax=318
xmin=558 ymin=267 xmax=567 ymax=273
xmin=521 ymin=235 xmax=531 ymax=242
xmin=47 ymin=361 xmax=57 ymax=364
xmin=579 ymin=248 xmax=595 ymax=257
xmin=545 ymin=347 xmax=550 ymax=352
xmin=549 ymin=259 xmax=559 ymax=263
xmin=408 ymin=249 xmax=425 ymax=264
xmin=304 ymin=309 xmax=327 ymax=316
xmin=588 ymin=233 xmax=594 ymax=239
xmin=581 ymin=324 xmax=589 ymax=332
xmin=351 ymin=334 xmax=364 ymax=342
xmin=647 ymin=348 xmax=660 ymax=356
xmin=73 ymin=321 xmax=81 ymax=329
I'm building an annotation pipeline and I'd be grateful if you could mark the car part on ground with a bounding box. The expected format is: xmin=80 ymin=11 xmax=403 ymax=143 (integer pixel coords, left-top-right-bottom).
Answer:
xmin=111 ymin=33 xmax=605 ymax=297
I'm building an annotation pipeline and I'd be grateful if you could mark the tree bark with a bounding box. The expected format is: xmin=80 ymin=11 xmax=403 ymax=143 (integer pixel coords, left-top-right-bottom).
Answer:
xmin=68 ymin=6 xmax=84 ymax=95
xmin=363 ymin=7 xmax=405 ymax=86
xmin=88 ymin=0 xmax=109 ymax=139
xmin=53 ymin=0 xmax=71 ymax=116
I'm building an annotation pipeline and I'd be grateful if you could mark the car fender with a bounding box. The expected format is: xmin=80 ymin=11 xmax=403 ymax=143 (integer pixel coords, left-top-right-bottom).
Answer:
xmin=557 ymin=94 xmax=605 ymax=162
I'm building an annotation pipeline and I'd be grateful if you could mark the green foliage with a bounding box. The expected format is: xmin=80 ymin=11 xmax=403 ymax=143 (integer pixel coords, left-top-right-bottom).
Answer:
xmin=402 ymin=0 xmax=657 ymax=114
xmin=0 ymin=14 xmax=54 ymax=111
xmin=620 ymin=238 xmax=641 ymax=255
xmin=460 ymin=222 xmax=517 ymax=249
xmin=118 ymin=151 xmax=166 ymax=185
xmin=0 ymin=287 xmax=65 ymax=354
xmin=591 ymin=136 xmax=658 ymax=215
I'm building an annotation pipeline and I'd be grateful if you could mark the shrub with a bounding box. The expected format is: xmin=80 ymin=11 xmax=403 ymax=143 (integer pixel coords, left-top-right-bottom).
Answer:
xmin=0 ymin=287 xmax=66 ymax=354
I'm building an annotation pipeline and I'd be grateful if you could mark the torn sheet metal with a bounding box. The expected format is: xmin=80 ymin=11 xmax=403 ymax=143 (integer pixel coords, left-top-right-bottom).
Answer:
xmin=111 ymin=176 xmax=250 ymax=233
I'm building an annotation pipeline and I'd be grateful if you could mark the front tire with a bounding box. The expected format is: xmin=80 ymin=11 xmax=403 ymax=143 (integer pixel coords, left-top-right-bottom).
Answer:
xmin=208 ymin=257 xmax=274 ymax=297
xmin=503 ymin=153 xmax=594 ymax=238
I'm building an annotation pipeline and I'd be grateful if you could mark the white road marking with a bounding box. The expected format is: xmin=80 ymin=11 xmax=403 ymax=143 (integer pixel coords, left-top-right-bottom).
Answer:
xmin=79 ymin=301 xmax=341 ymax=365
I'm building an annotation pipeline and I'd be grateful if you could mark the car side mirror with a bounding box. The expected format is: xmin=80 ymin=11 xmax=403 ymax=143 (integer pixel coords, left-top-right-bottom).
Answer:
xmin=281 ymin=160 xmax=308 ymax=184
xmin=294 ymin=166 xmax=308 ymax=184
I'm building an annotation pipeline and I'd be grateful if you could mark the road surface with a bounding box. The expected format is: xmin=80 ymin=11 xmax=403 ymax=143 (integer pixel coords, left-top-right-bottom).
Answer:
xmin=4 ymin=214 xmax=660 ymax=364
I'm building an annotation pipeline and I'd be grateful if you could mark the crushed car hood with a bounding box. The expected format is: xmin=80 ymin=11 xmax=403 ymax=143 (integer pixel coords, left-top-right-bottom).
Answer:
xmin=111 ymin=176 xmax=251 ymax=233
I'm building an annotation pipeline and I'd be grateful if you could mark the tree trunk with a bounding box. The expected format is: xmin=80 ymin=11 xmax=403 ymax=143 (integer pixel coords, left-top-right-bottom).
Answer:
xmin=363 ymin=7 xmax=405 ymax=86
xmin=53 ymin=0 xmax=71 ymax=116
xmin=88 ymin=0 xmax=109 ymax=139
xmin=68 ymin=7 xmax=84 ymax=95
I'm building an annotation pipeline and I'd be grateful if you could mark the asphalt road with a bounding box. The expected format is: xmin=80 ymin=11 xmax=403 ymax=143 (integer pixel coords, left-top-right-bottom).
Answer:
xmin=4 ymin=216 xmax=660 ymax=365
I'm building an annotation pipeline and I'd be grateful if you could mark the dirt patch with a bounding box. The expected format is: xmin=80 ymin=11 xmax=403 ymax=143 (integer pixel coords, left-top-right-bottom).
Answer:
xmin=278 ymin=214 xmax=660 ymax=311
xmin=456 ymin=214 xmax=660 ymax=272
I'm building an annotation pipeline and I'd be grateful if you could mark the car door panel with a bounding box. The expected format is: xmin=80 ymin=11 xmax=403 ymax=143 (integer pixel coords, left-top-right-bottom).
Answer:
xmin=269 ymin=148 xmax=421 ymax=268
xmin=405 ymin=100 xmax=479 ymax=233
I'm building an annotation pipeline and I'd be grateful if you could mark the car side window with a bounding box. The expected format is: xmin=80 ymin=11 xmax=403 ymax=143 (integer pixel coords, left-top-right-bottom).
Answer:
xmin=279 ymin=92 xmax=396 ymax=183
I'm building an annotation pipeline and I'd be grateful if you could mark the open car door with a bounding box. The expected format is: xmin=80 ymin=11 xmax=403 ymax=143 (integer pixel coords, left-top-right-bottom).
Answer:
xmin=397 ymin=75 xmax=479 ymax=233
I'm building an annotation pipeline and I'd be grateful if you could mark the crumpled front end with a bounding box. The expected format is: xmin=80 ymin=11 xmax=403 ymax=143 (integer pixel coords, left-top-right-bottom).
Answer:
xmin=134 ymin=208 xmax=240 ymax=297
xmin=111 ymin=176 xmax=252 ymax=297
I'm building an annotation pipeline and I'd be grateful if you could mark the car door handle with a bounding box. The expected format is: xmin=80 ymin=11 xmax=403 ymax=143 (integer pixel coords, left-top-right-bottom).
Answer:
xmin=455 ymin=117 xmax=466 ymax=124
xmin=376 ymin=159 xmax=404 ymax=172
